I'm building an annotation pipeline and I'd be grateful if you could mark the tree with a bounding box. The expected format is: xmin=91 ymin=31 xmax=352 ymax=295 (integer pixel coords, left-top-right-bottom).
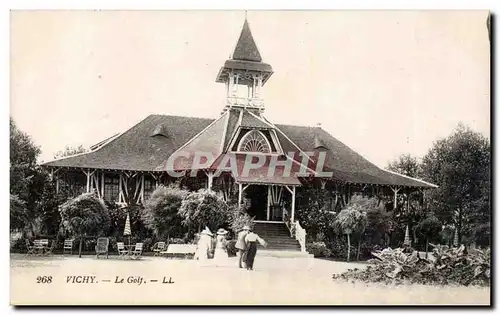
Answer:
xmin=415 ymin=214 xmax=441 ymax=256
xmin=421 ymin=123 xmax=490 ymax=246
xmin=53 ymin=145 xmax=88 ymax=159
xmin=141 ymin=185 xmax=188 ymax=240
xmin=334 ymin=201 xmax=367 ymax=261
xmin=178 ymin=189 xmax=230 ymax=233
xmin=59 ymin=193 xmax=111 ymax=257
xmin=387 ymin=154 xmax=421 ymax=178
xmin=10 ymin=194 xmax=28 ymax=231
xmin=296 ymin=183 xmax=336 ymax=241
xmin=10 ymin=117 xmax=41 ymax=202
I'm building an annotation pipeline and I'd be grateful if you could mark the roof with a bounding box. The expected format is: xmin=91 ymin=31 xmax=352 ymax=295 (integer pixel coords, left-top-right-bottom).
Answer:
xmin=274 ymin=124 xmax=437 ymax=188
xmin=232 ymin=18 xmax=262 ymax=62
xmin=43 ymin=115 xmax=213 ymax=171
xmin=43 ymin=113 xmax=437 ymax=188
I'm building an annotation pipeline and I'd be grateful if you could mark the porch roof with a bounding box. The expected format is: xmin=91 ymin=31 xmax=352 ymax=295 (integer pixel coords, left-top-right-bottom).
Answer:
xmin=209 ymin=153 xmax=310 ymax=186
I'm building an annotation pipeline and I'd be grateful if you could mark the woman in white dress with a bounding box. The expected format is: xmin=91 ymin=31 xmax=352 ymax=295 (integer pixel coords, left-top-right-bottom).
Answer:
xmin=213 ymin=228 xmax=229 ymax=265
xmin=194 ymin=227 xmax=213 ymax=265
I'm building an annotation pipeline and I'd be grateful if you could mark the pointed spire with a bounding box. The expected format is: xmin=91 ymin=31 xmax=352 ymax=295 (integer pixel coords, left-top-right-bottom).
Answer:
xmin=232 ymin=16 xmax=262 ymax=62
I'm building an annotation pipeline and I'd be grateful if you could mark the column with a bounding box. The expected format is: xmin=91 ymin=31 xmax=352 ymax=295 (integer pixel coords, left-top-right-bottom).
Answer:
xmin=291 ymin=186 xmax=296 ymax=222
xmin=238 ymin=183 xmax=243 ymax=209
xmin=207 ymin=171 xmax=214 ymax=191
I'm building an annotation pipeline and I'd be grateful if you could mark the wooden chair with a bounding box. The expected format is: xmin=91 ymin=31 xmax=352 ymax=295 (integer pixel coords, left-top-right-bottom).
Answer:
xmin=25 ymin=239 xmax=35 ymax=256
xmin=44 ymin=240 xmax=57 ymax=256
xmin=151 ymin=242 xmax=166 ymax=256
xmin=117 ymin=242 xmax=128 ymax=258
xmin=95 ymin=237 xmax=109 ymax=259
xmin=63 ymin=239 xmax=74 ymax=255
xmin=131 ymin=243 xmax=143 ymax=259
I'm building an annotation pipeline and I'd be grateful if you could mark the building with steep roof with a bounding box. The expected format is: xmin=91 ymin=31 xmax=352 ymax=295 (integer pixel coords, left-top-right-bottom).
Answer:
xmin=43 ymin=17 xmax=437 ymax=252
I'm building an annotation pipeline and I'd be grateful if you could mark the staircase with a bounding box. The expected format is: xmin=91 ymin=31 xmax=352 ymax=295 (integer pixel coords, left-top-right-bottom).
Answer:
xmin=253 ymin=222 xmax=312 ymax=258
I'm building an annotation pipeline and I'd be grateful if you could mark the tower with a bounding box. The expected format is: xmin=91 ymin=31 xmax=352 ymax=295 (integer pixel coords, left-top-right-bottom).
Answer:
xmin=216 ymin=16 xmax=273 ymax=113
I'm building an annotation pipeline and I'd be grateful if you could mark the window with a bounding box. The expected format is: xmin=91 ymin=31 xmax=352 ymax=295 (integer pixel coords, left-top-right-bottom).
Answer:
xmin=104 ymin=175 xmax=120 ymax=202
xmin=237 ymin=130 xmax=271 ymax=153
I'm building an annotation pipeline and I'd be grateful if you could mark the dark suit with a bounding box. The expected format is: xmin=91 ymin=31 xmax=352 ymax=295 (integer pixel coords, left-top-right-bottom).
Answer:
xmin=235 ymin=230 xmax=249 ymax=268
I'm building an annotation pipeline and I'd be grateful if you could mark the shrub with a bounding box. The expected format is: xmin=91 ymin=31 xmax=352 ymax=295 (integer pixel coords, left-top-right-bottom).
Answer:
xmin=306 ymin=241 xmax=331 ymax=258
xmin=332 ymin=245 xmax=490 ymax=287
xmin=59 ymin=193 xmax=111 ymax=257
xmin=178 ymin=189 xmax=230 ymax=232
xmin=142 ymin=185 xmax=188 ymax=239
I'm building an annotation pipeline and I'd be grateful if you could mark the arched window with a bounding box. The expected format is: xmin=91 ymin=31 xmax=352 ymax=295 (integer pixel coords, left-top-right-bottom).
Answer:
xmin=237 ymin=130 xmax=271 ymax=153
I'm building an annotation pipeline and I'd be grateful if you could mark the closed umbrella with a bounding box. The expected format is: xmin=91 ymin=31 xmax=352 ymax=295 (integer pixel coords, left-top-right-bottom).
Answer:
xmin=124 ymin=213 xmax=131 ymax=247
xmin=403 ymin=225 xmax=411 ymax=247
xmin=453 ymin=228 xmax=459 ymax=247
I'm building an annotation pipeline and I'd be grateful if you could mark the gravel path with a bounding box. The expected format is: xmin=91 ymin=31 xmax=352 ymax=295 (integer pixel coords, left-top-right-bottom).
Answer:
xmin=10 ymin=254 xmax=490 ymax=305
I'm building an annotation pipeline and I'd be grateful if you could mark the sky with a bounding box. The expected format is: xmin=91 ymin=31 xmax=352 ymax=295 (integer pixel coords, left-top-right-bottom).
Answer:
xmin=10 ymin=10 xmax=490 ymax=167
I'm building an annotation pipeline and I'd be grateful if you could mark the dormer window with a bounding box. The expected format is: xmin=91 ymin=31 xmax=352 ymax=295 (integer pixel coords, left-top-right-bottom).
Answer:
xmin=238 ymin=129 xmax=271 ymax=153
xmin=152 ymin=124 xmax=168 ymax=137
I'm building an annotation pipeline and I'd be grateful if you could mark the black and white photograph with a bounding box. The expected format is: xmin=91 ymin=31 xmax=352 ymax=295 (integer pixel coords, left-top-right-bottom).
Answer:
xmin=8 ymin=9 xmax=491 ymax=305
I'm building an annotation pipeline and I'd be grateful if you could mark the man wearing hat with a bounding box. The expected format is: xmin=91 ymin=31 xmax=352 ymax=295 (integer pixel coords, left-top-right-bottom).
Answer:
xmin=235 ymin=225 xmax=250 ymax=268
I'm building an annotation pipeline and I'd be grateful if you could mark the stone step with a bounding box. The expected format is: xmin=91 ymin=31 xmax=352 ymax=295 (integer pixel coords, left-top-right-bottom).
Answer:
xmin=257 ymin=250 xmax=313 ymax=258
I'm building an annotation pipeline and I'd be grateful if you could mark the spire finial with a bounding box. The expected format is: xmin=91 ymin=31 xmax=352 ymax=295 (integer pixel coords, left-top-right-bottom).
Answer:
xmin=245 ymin=10 xmax=248 ymax=20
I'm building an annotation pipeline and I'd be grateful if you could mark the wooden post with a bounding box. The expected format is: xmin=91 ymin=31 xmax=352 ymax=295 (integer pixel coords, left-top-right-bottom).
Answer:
xmin=119 ymin=173 xmax=123 ymax=203
xmin=140 ymin=173 xmax=145 ymax=204
xmin=291 ymin=186 xmax=296 ymax=222
xmin=100 ymin=172 xmax=105 ymax=200
xmin=85 ymin=169 xmax=90 ymax=193
xmin=206 ymin=171 xmax=214 ymax=191
xmin=238 ymin=183 xmax=242 ymax=209
xmin=391 ymin=186 xmax=401 ymax=210
xmin=267 ymin=186 xmax=271 ymax=221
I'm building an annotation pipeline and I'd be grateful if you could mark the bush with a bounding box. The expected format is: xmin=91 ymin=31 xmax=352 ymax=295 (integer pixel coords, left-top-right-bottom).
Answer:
xmin=306 ymin=241 xmax=331 ymax=258
xmin=142 ymin=185 xmax=188 ymax=239
xmin=332 ymin=245 xmax=490 ymax=286
xmin=178 ymin=189 xmax=230 ymax=232
xmin=326 ymin=237 xmax=358 ymax=261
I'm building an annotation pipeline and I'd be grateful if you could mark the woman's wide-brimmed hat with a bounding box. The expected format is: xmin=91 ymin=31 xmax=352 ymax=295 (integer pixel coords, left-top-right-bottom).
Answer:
xmin=242 ymin=225 xmax=250 ymax=231
xmin=200 ymin=227 xmax=213 ymax=236
xmin=217 ymin=228 xmax=228 ymax=235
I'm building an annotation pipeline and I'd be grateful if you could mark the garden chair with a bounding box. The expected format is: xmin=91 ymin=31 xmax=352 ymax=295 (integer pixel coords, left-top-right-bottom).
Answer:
xmin=117 ymin=242 xmax=128 ymax=258
xmin=151 ymin=242 xmax=166 ymax=256
xmin=63 ymin=239 xmax=74 ymax=255
xmin=95 ymin=237 xmax=109 ymax=259
xmin=25 ymin=239 xmax=35 ymax=256
xmin=131 ymin=243 xmax=143 ymax=259
xmin=44 ymin=240 xmax=57 ymax=256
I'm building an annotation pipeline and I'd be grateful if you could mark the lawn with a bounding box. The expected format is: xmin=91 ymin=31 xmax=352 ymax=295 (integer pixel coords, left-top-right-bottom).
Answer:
xmin=10 ymin=253 xmax=490 ymax=305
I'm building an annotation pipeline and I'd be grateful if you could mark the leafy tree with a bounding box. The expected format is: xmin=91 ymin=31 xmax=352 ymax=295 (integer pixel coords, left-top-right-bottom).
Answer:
xmin=141 ymin=185 xmax=188 ymax=240
xmin=178 ymin=189 xmax=230 ymax=233
xmin=225 ymin=189 xmax=254 ymax=233
xmin=10 ymin=117 xmax=41 ymax=202
xmin=10 ymin=194 xmax=28 ymax=231
xmin=296 ymin=183 xmax=336 ymax=241
xmin=334 ymin=202 xmax=367 ymax=261
xmin=10 ymin=117 xmax=63 ymax=237
xmin=59 ymin=193 xmax=111 ymax=257
xmin=415 ymin=214 xmax=441 ymax=255
xmin=53 ymin=145 xmax=88 ymax=159
xmin=387 ymin=154 xmax=421 ymax=178
xmin=421 ymin=123 xmax=490 ymax=245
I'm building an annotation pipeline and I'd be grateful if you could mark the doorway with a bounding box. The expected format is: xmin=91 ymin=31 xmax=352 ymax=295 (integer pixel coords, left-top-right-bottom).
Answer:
xmin=244 ymin=185 xmax=267 ymax=221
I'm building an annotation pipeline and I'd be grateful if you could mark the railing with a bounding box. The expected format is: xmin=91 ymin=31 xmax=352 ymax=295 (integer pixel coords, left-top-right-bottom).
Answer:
xmin=226 ymin=97 xmax=264 ymax=109
xmin=294 ymin=221 xmax=307 ymax=253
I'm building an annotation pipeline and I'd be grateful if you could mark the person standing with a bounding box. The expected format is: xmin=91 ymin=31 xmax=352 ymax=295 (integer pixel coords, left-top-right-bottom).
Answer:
xmin=194 ymin=227 xmax=213 ymax=265
xmin=244 ymin=229 xmax=267 ymax=271
xmin=213 ymin=228 xmax=229 ymax=266
xmin=235 ymin=225 xmax=250 ymax=268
